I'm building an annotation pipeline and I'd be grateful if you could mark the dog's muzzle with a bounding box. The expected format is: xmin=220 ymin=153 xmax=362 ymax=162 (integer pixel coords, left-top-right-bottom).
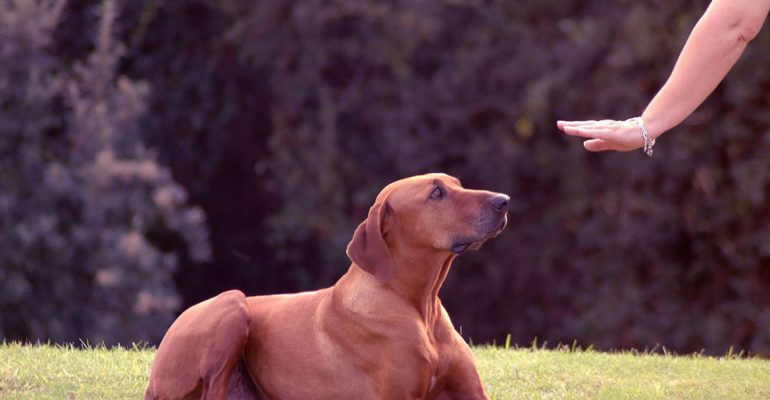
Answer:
xmin=451 ymin=193 xmax=509 ymax=254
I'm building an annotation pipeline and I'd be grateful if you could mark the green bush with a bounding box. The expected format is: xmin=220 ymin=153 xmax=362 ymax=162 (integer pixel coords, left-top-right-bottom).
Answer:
xmin=3 ymin=0 xmax=770 ymax=355
xmin=0 ymin=0 xmax=210 ymax=345
xmin=210 ymin=0 xmax=770 ymax=354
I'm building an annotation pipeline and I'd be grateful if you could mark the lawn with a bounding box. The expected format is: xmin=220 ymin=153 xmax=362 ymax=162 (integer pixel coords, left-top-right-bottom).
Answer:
xmin=1 ymin=342 xmax=769 ymax=399
xmin=474 ymin=345 xmax=770 ymax=399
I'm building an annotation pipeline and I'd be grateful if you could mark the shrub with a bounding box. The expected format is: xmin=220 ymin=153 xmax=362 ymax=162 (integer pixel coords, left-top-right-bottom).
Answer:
xmin=0 ymin=0 xmax=210 ymax=345
xmin=4 ymin=0 xmax=770 ymax=355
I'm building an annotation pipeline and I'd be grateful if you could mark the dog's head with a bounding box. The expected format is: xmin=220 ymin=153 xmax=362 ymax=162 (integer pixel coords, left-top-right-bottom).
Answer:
xmin=346 ymin=173 xmax=508 ymax=282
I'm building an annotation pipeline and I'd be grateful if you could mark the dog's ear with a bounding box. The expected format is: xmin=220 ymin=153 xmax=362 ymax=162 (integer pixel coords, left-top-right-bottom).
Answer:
xmin=346 ymin=200 xmax=393 ymax=284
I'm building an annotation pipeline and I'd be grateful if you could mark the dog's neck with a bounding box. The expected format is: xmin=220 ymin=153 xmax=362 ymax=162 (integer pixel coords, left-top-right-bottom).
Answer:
xmin=336 ymin=249 xmax=455 ymax=327
xmin=388 ymin=246 xmax=456 ymax=326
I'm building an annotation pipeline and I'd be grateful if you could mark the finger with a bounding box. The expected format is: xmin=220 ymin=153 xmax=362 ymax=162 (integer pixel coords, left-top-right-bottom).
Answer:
xmin=583 ymin=138 xmax=610 ymax=152
xmin=557 ymin=120 xmax=599 ymax=129
xmin=558 ymin=120 xmax=620 ymax=130
xmin=561 ymin=126 xmax=613 ymax=140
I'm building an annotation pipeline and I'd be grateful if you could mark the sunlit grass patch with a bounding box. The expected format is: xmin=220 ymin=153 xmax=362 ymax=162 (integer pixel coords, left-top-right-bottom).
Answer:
xmin=474 ymin=342 xmax=770 ymax=400
xmin=0 ymin=342 xmax=153 ymax=400
xmin=1 ymin=341 xmax=769 ymax=399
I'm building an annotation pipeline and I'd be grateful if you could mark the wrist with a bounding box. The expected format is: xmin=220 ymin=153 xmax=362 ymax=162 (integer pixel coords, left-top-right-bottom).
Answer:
xmin=627 ymin=117 xmax=655 ymax=157
xmin=639 ymin=113 xmax=667 ymax=140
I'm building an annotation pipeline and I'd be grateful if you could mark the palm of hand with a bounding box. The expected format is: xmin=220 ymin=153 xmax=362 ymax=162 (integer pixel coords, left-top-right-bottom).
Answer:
xmin=557 ymin=120 xmax=644 ymax=152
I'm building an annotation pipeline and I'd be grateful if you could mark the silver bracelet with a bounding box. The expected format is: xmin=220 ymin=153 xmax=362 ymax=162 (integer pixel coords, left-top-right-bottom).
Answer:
xmin=627 ymin=117 xmax=655 ymax=157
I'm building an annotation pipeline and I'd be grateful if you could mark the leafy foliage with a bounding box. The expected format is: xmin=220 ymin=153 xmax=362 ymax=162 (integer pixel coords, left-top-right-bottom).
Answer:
xmin=3 ymin=0 xmax=770 ymax=354
xmin=0 ymin=0 xmax=210 ymax=345
xmin=207 ymin=0 xmax=770 ymax=354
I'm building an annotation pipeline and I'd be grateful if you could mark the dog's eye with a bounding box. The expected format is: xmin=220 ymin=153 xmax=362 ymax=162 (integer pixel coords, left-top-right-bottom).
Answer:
xmin=429 ymin=187 xmax=444 ymax=200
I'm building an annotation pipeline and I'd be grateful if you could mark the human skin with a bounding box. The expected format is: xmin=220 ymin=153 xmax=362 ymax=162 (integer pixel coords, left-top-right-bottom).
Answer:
xmin=557 ymin=0 xmax=770 ymax=153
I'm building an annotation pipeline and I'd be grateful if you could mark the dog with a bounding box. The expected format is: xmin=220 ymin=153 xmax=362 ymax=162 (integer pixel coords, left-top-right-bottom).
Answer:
xmin=145 ymin=173 xmax=509 ymax=399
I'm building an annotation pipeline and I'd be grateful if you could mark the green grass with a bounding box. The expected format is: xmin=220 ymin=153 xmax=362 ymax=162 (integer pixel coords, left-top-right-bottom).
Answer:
xmin=473 ymin=345 xmax=770 ymax=399
xmin=0 ymin=343 xmax=153 ymax=400
xmin=1 ymin=342 xmax=769 ymax=399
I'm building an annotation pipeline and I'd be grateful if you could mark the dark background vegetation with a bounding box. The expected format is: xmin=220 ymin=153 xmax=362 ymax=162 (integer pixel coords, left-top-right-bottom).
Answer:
xmin=3 ymin=0 xmax=770 ymax=355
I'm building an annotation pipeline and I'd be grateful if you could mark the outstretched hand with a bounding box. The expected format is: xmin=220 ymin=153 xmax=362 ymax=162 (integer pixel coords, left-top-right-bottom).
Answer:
xmin=557 ymin=119 xmax=644 ymax=152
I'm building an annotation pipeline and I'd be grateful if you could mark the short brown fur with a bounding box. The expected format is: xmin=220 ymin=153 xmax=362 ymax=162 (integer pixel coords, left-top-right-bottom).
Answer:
xmin=146 ymin=173 xmax=509 ymax=400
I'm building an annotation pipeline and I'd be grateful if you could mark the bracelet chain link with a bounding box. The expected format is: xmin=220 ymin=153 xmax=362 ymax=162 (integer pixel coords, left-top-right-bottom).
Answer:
xmin=627 ymin=117 xmax=655 ymax=157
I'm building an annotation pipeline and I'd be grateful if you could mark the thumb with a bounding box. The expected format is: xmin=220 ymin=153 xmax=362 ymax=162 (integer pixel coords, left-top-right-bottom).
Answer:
xmin=583 ymin=139 xmax=610 ymax=152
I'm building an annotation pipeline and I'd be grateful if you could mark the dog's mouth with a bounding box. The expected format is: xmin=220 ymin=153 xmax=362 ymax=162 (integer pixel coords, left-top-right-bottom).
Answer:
xmin=451 ymin=217 xmax=507 ymax=255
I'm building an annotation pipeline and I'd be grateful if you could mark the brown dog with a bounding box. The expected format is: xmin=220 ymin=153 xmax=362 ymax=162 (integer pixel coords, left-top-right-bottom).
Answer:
xmin=145 ymin=173 xmax=508 ymax=399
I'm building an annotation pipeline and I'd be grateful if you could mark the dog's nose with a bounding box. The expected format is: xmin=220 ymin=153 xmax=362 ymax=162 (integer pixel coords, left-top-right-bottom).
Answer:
xmin=489 ymin=194 xmax=510 ymax=213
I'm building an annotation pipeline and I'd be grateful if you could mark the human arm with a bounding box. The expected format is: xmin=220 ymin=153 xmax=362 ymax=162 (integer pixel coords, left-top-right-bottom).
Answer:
xmin=557 ymin=0 xmax=770 ymax=153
